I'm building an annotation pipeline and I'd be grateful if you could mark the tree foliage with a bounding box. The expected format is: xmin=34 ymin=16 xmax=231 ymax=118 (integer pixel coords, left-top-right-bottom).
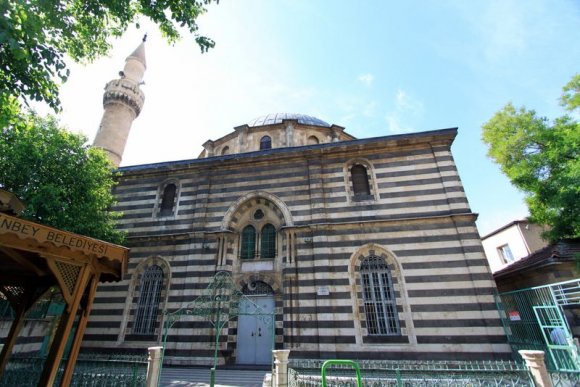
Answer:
xmin=0 ymin=0 xmax=218 ymax=116
xmin=0 ymin=108 xmax=125 ymax=245
xmin=482 ymin=74 xmax=580 ymax=242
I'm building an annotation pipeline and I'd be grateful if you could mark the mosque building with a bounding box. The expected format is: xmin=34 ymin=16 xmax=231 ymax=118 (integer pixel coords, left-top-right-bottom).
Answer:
xmin=84 ymin=41 xmax=510 ymax=366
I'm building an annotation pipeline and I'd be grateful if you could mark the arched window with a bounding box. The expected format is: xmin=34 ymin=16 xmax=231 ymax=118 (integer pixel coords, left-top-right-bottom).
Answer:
xmin=307 ymin=135 xmax=319 ymax=145
xmin=360 ymin=255 xmax=400 ymax=335
xmin=260 ymin=224 xmax=276 ymax=259
xmin=241 ymin=225 xmax=256 ymax=259
xmin=221 ymin=146 xmax=230 ymax=155
xmin=134 ymin=265 xmax=164 ymax=335
xmin=351 ymin=165 xmax=370 ymax=196
xmin=160 ymin=183 xmax=176 ymax=216
xmin=260 ymin=136 xmax=272 ymax=150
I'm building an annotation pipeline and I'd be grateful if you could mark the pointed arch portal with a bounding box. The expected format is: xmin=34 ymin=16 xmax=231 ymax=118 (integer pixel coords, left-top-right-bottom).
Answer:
xmin=161 ymin=272 xmax=274 ymax=386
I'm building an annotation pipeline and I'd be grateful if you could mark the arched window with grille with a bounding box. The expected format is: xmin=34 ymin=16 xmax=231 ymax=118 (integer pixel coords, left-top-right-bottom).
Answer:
xmin=260 ymin=136 xmax=272 ymax=150
xmin=260 ymin=224 xmax=276 ymax=259
xmin=241 ymin=225 xmax=256 ymax=259
xmin=351 ymin=165 xmax=371 ymax=196
xmin=133 ymin=265 xmax=164 ymax=335
xmin=360 ymin=255 xmax=400 ymax=335
xmin=160 ymin=183 xmax=177 ymax=216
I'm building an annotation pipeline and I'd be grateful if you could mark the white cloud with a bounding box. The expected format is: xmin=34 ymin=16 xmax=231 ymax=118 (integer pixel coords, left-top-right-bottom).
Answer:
xmin=362 ymin=101 xmax=377 ymax=117
xmin=358 ymin=73 xmax=374 ymax=87
xmin=385 ymin=89 xmax=424 ymax=133
xmin=480 ymin=0 xmax=527 ymax=63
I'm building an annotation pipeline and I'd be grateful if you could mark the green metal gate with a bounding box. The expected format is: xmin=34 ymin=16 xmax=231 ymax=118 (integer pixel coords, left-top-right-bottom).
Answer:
xmin=534 ymin=305 xmax=578 ymax=371
xmin=496 ymin=278 xmax=580 ymax=371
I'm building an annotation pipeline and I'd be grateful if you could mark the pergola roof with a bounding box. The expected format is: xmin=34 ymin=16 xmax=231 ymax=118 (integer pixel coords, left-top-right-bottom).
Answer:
xmin=0 ymin=212 xmax=128 ymax=284
xmin=0 ymin=189 xmax=129 ymax=386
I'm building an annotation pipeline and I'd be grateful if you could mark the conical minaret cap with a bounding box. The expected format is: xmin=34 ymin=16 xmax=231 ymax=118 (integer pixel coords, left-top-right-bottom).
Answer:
xmin=123 ymin=39 xmax=146 ymax=83
xmin=127 ymin=41 xmax=147 ymax=69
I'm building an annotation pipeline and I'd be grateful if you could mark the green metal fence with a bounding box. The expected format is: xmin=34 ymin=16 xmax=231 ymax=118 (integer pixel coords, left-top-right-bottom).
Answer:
xmin=0 ymin=300 xmax=64 ymax=320
xmin=0 ymin=353 xmax=147 ymax=386
xmin=549 ymin=370 xmax=580 ymax=387
xmin=289 ymin=359 xmax=533 ymax=386
xmin=495 ymin=278 xmax=580 ymax=371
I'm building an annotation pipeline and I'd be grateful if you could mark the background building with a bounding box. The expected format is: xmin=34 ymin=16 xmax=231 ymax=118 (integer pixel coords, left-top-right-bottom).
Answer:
xmin=482 ymin=220 xmax=548 ymax=273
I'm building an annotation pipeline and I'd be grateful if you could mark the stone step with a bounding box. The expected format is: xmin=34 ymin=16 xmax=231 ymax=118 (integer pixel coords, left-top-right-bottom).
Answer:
xmin=160 ymin=367 xmax=269 ymax=387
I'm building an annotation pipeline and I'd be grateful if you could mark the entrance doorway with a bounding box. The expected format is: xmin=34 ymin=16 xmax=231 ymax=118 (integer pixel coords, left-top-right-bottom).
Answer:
xmin=236 ymin=282 xmax=274 ymax=365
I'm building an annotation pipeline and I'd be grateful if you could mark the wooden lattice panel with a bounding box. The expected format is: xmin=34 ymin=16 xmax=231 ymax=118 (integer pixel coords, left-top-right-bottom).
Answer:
xmin=54 ymin=260 xmax=81 ymax=295
xmin=0 ymin=285 xmax=25 ymax=305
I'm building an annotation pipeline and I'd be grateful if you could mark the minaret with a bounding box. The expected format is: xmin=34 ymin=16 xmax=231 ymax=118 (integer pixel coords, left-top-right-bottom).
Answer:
xmin=93 ymin=37 xmax=147 ymax=167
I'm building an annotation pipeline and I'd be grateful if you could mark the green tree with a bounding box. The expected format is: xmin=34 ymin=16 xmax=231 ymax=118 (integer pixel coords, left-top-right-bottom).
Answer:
xmin=0 ymin=0 xmax=218 ymax=117
xmin=0 ymin=109 xmax=125 ymax=244
xmin=482 ymin=74 xmax=580 ymax=242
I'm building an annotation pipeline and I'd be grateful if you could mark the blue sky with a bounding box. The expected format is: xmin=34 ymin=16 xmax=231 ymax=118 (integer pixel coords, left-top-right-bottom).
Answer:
xmin=52 ymin=0 xmax=580 ymax=237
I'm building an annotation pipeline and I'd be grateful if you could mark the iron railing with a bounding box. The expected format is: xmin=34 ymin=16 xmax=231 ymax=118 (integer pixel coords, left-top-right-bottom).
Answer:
xmin=549 ymin=370 xmax=580 ymax=387
xmin=0 ymin=353 xmax=147 ymax=386
xmin=288 ymin=359 xmax=533 ymax=387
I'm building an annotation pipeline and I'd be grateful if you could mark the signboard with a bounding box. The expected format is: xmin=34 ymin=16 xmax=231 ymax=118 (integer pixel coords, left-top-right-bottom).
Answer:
xmin=509 ymin=311 xmax=521 ymax=321
xmin=317 ymin=286 xmax=330 ymax=296
xmin=0 ymin=213 xmax=127 ymax=261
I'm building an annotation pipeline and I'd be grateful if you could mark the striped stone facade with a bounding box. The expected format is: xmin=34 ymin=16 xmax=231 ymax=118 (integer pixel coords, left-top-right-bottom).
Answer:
xmin=83 ymin=120 xmax=510 ymax=365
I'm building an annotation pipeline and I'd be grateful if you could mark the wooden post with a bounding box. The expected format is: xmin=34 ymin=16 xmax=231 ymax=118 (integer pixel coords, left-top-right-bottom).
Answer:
xmin=272 ymin=349 xmax=290 ymax=387
xmin=519 ymin=350 xmax=553 ymax=387
xmin=59 ymin=274 xmax=100 ymax=387
xmin=38 ymin=267 xmax=91 ymax=387
xmin=146 ymin=346 xmax=164 ymax=387
xmin=0 ymin=306 xmax=26 ymax=375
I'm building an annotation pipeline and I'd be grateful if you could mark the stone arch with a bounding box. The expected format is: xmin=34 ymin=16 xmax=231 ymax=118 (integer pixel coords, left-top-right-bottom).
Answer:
xmin=307 ymin=135 xmax=320 ymax=145
xmin=343 ymin=158 xmax=378 ymax=202
xmin=236 ymin=272 xmax=282 ymax=295
xmin=348 ymin=243 xmax=402 ymax=279
xmin=221 ymin=191 xmax=293 ymax=231
xmin=347 ymin=243 xmax=415 ymax=345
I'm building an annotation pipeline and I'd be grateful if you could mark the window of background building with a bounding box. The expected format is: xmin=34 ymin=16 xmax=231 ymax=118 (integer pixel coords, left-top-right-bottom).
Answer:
xmin=498 ymin=244 xmax=515 ymax=263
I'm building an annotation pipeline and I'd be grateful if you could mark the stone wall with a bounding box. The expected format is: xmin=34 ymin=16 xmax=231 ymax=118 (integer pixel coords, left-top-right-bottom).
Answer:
xmin=83 ymin=128 xmax=511 ymax=364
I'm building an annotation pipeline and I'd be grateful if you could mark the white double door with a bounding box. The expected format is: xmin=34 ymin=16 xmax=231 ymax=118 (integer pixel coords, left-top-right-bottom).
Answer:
xmin=236 ymin=295 xmax=274 ymax=365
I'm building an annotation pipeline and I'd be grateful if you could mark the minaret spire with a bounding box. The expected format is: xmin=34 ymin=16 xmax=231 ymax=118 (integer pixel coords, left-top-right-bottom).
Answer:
xmin=93 ymin=40 xmax=147 ymax=167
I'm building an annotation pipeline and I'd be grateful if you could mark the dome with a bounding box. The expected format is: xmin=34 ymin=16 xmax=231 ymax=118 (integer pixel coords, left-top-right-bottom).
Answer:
xmin=247 ymin=113 xmax=330 ymax=128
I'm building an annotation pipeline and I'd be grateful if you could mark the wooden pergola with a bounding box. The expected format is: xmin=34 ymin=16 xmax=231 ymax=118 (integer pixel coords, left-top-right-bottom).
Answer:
xmin=0 ymin=190 xmax=128 ymax=386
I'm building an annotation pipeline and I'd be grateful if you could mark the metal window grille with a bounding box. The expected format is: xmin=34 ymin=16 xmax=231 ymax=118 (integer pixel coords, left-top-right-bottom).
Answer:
xmin=241 ymin=225 xmax=256 ymax=259
xmin=160 ymin=184 xmax=176 ymax=216
xmin=360 ymin=255 xmax=400 ymax=335
xmin=242 ymin=281 xmax=274 ymax=296
xmin=260 ymin=136 xmax=272 ymax=150
xmin=351 ymin=165 xmax=371 ymax=196
xmin=134 ymin=265 xmax=163 ymax=334
xmin=260 ymin=224 xmax=276 ymax=259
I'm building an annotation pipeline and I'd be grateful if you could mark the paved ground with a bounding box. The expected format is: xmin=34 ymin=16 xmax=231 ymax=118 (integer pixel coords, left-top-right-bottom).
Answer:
xmin=160 ymin=367 xmax=269 ymax=387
